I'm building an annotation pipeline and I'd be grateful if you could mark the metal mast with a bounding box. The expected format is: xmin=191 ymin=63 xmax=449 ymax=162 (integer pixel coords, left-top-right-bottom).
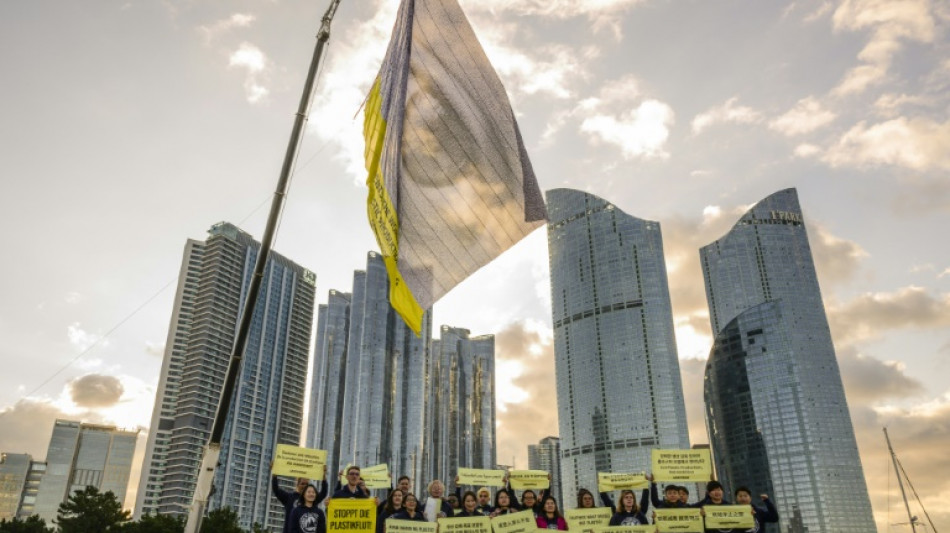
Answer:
xmin=183 ymin=1 xmax=342 ymax=531
xmin=884 ymin=427 xmax=917 ymax=533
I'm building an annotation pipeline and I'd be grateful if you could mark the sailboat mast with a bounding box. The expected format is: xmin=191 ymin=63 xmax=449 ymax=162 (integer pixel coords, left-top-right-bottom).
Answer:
xmin=884 ymin=427 xmax=917 ymax=533
xmin=183 ymin=1 xmax=342 ymax=532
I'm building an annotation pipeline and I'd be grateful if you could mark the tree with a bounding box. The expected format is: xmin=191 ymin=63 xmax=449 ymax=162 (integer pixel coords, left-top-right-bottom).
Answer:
xmin=118 ymin=513 xmax=184 ymax=533
xmin=250 ymin=523 xmax=270 ymax=533
xmin=0 ymin=515 xmax=54 ymax=533
xmin=198 ymin=507 xmax=244 ymax=533
xmin=56 ymin=486 xmax=131 ymax=532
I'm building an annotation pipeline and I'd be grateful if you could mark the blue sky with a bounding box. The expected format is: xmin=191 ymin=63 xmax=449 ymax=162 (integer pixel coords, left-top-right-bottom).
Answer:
xmin=1 ymin=1 xmax=948 ymax=530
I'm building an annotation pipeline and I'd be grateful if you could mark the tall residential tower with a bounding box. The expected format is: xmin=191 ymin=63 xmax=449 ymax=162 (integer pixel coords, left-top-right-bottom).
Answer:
xmin=546 ymin=189 xmax=691 ymax=501
xmin=700 ymin=189 xmax=874 ymax=532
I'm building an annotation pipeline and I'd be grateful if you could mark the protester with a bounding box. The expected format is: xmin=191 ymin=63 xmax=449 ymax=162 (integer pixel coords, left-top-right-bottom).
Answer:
xmin=288 ymin=484 xmax=326 ymax=533
xmin=475 ymin=487 xmax=493 ymax=515
xmin=733 ymin=487 xmax=778 ymax=533
xmin=333 ymin=466 xmax=370 ymax=499
xmin=455 ymin=491 xmax=483 ymax=517
xmin=271 ymin=463 xmax=328 ymax=533
xmin=393 ymin=493 xmax=428 ymax=522
xmin=490 ymin=488 xmax=520 ymax=516
xmin=377 ymin=489 xmax=406 ymax=533
xmin=521 ymin=489 xmax=541 ymax=517
xmin=536 ymin=496 xmax=568 ymax=530
xmin=421 ymin=480 xmax=454 ymax=521
xmin=608 ymin=489 xmax=649 ymax=526
xmin=647 ymin=474 xmax=684 ymax=509
xmin=576 ymin=488 xmax=597 ymax=509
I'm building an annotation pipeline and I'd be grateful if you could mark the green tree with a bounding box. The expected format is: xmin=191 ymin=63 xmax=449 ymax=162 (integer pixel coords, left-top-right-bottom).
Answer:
xmin=198 ymin=507 xmax=244 ymax=533
xmin=0 ymin=515 xmax=54 ymax=533
xmin=56 ymin=486 xmax=131 ymax=532
xmin=118 ymin=513 xmax=185 ymax=533
xmin=250 ymin=523 xmax=269 ymax=533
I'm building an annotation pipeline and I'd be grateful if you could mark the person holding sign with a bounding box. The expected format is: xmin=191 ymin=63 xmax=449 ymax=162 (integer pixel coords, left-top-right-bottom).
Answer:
xmin=607 ymin=490 xmax=649 ymax=526
xmin=489 ymin=488 xmax=521 ymax=517
xmin=289 ymin=484 xmax=327 ymax=533
xmin=271 ymin=463 xmax=328 ymax=533
xmin=646 ymin=474 xmax=685 ymax=509
xmin=421 ymin=479 xmax=453 ymax=521
xmin=520 ymin=490 xmax=542 ymax=517
xmin=334 ymin=465 xmax=371 ymax=499
xmin=732 ymin=487 xmax=777 ymax=533
xmin=377 ymin=488 xmax=406 ymax=533
xmin=535 ymin=496 xmax=568 ymax=530
xmin=393 ymin=493 xmax=428 ymax=522
xmin=455 ymin=491 xmax=483 ymax=517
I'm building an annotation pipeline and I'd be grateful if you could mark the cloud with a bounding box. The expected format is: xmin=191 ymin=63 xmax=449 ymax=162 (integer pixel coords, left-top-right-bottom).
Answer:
xmin=228 ymin=42 xmax=269 ymax=104
xmin=67 ymin=322 xmax=107 ymax=352
xmin=678 ymin=358 xmax=709 ymax=445
xmin=198 ymin=13 xmax=255 ymax=44
xmin=691 ymin=97 xmax=763 ymax=135
xmin=65 ymin=291 xmax=82 ymax=304
xmin=144 ymin=341 xmax=165 ymax=357
xmin=580 ymin=100 xmax=674 ymax=160
xmin=69 ymin=374 xmax=125 ymax=408
xmin=0 ymin=400 xmax=76 ymax=458
xmin=822 ymin=117 xmax=950 ymax=171
xmin=837 ymin=346 xmax=925 ymax=403
xmin=769 ymin=96 xmax=837 ymax=135
xmin=807 ymin=222 xmax=868 ymax=286
xmin=794 ymin=143 xmax=822 ymax=157
xmin=940 ymin=268 xmax=950 ymax=279
xmin=831 ymin=0 xmax=937 ymax=95
xmin=828 ymin=286 xmax=950 ymax=345
xmin=891 ymin=175 xmax=950 ymax=215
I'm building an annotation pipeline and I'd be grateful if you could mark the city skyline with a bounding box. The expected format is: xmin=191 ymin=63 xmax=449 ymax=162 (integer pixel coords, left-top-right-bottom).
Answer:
xmin=2 ymin=2 xmax=949 ymax=531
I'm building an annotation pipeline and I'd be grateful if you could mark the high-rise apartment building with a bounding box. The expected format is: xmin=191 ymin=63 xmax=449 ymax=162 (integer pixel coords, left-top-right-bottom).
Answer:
xmin=700 ymin=189 xmax=874 ymax=532
xmin=31 ymin=420 xmax=138 ymax=522
xmin=307 ymin=252 xmax=432 ymax=485
xmin=0 ymin=453 xmax=31 ymax=520
xmin=426 ymin=326 xmax=496 ymax=485
xmin=527 ymin=437 xmax=562 ymax=506
xmin=136 ymin=222 xmax=316 ymax=530
xmin=546 ymin=189 xmax=691 ymax=502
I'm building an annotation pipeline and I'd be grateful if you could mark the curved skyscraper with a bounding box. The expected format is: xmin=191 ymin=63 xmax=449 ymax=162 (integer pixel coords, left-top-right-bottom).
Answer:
xmin=701 ymin=189 xmax=874 ymax=532
xmin=547 ymin=189 xmax=690 ymax=502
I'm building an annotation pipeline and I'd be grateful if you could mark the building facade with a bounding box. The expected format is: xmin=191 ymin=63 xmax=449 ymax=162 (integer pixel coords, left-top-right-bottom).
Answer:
xmin=31 ymin=420 xmax=138 ymax=523
xmin=307 ymin=252 xmax=432 ymax=486
xmin=135 ymin=222 xmax=316 ymax=530
xmin=527 ymin=437 xmax=562 ymax=506
xmin=0 ymin=453 xmax=31 ymax=520
xmin=700 ymin=189 xmax=874 ymax=532
xmin=546 ymin=188 xmax=691 ymax=503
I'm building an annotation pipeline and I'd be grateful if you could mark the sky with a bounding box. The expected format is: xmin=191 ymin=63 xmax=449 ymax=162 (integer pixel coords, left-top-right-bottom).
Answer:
xmin=1 ymin=0 xmax=948 ymax=530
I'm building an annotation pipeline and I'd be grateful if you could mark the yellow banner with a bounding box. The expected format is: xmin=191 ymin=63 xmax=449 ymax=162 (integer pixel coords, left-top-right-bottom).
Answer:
xmin=508 ymin=470 xmax=549 ymax=490
xmin=457 ymin=468 xmax=507 ymax=487
xmin=386 ymin=520 xmax=438 ymax=533
xmin=565 ymin=508 xmax=612 ymax=533
xmin=703 ymin=505 xmax=754 ymax=529
xmin=328 ymin=498 xmax=377 ymax=533
xmin=491 ymin=510 xmax=536 ymax=533
xmin=594 ymin=527 xmax=655 ymax=533
xmin=651 ymin=450 xmax=712 ymax=482
xmin=597 ymin=472 xmax=649 ymax=492
xmin=438 ymin=515 xmax=492 ymax=533
xmin=271 ymin=444 xmax=326 ymax=480
xmin=362 ymin=463 xmax=391 ymax=489
xmin=653 ymin=509 xmax=702 ymax=533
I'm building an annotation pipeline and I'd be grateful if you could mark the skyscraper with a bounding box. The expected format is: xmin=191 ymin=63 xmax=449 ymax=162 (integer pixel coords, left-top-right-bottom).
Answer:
xmin=546 ymin=188 xmax=691 ymax=502
xmin=32 ymin=420 xmax=138 ymax=522
xmin=527 ymin=437 xmax=562 ymax=507
xmin=700 ymin=189 xmax=874 ymax=532
xmin=0 ymin=453 xmax=32 ymax=520
xmin=135 ymin=222 xmax=316 ymax=530
xmin=307 ymin=252 xmax=432 ymax=485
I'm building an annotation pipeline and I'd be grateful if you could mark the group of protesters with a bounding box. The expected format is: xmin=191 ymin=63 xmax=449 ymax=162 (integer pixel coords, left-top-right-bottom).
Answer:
xmin=271 ymin=463 xmax=778 ymax=533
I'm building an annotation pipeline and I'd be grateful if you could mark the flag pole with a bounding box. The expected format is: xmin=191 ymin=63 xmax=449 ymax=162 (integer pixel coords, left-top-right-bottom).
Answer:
xmin=183 ymin=1 xmax=342 ymax=531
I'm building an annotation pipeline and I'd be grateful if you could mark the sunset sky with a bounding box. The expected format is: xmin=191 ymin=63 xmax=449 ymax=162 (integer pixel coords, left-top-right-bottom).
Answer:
xmin=1 ymin=1 xmax=948 ymax=530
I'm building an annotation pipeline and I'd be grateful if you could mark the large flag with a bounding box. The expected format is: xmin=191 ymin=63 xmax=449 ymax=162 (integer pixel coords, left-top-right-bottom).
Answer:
xmin=364 ymin=0 xmax=547 ymax=333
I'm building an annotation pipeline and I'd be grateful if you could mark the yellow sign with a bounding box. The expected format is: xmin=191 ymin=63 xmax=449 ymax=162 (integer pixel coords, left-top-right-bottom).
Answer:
xmin=703 ymin=505 xmax=754 ymax=529
xmin=597 ymin=473 xmax=649 ymax=492
xmin=362 ymin=463 xmax=391 ymax=489
xmin=272 ymin=444 xmax=326 ymax=480
xmin=594 ymin=527 xmax=655 ymax=533
xmin=651 ymin=450 xmax=711 ymax=482
xmin=457 ymin=468 xmax=507 ymax=487
xmin=386 ymin=519 xmax=438 ymax=533
xmin=328 ymin=498 xmax=377 ymax=533
xmin=438 ymin=515 xmax=492 ymax=533
xmin=492 ymin=510 xmax=536 ymax=533
xmin=508 ymin=471 xmax=549 ymax=490
xmin=564 ymin=508 xmax=612 ymax=533
xmin=653 ymin=508 xmax=702 ymax=533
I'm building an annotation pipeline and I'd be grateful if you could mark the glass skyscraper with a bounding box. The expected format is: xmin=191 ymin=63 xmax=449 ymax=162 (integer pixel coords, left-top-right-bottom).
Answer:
xmin=307 ymin=252 xmax=432 ymax=486
xmin=546 ymin=188 xmax=691 ymax=503
xmin=0 ymin=453 xmax=32 ymax=520
xmin=700 ymin=189 xmax=874 ymax=532
xmin=135 ymin=222 xmax=316 ymax=530
xmin=31 ymin=420 xmax=138 ymax=523
xmin=527 ymin=437 xmax=562 ymax=506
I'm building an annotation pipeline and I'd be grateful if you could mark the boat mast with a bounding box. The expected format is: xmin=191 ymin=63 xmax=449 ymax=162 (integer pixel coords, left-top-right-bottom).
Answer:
xmin=183 ymin=1 xmax=342 ymax=531
xmin=884 ymin=427 xmax=917 ymax=532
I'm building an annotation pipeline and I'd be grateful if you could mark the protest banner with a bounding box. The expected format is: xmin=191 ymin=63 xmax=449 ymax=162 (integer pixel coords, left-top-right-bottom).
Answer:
xmin=386 ymin=520 xmax=438 ymax=533
xmin=653 ymin=508 xmax=703 ymax=533
xmin=271 ymin=444 xmax=326 ymax=480
xmin=564 ymin=508 xmax=612 ymax=533
xmin=597 ymin=472 xmax=649 ymax=492
xmin=438 ymin=515 xmax=492 ymax=533
xmin=508 ymin=470 xmax=549 ymax=490
xmin=651 ymin=450 xmax=711 ymax=482
xmin=594 ymin=526 xmax=655 ymax=533
xmin=457 ymin=468 xmax=507 ymax=487
xmin=702 ymin=505 xmax=754 ymax=529
xmin=328 ymin=498 xmax=376 ymax=533
xmin=491 ymin=510 xmax=536 ymax=533
xmin=362 ymin=463 xmax=391 ymax=489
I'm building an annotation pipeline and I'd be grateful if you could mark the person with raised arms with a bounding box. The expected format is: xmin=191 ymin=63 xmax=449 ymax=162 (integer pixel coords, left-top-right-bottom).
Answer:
xmin=536 ymin=495 xmax=568 ymax=530
xmin=646 ymin=474 xmax=684 ymax=509
xmin=732 ymin=487 xmax=778 ymax=533
xmin=421 ymin=479 xmax=454 ymax=521
xmin=271 ymin=463 xmax=328 ymax=533
xmin=608 ymin=489 xmax=649 ymax=526
xmin=333 ymin=465 xmax=370 ymax=499
xmin=289 ymin=484 xmax=327 ymax=533
xmin=489 ymin=487 xmax=521 ymax=517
